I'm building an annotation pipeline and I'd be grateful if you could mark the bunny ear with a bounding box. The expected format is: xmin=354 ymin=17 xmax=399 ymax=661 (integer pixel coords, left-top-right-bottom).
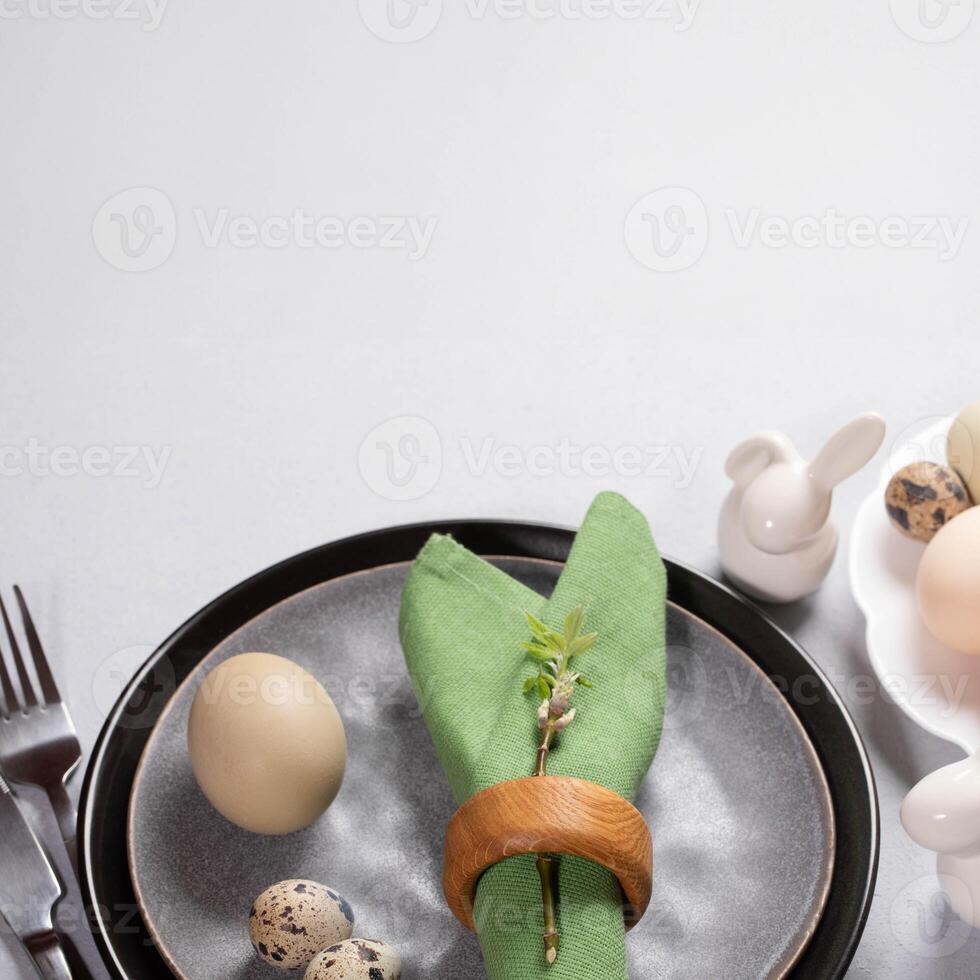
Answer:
xmin=725 ymin=432 xmax=795 ymax=486
xmin=810 ymin=413 xmax=886 ymax=489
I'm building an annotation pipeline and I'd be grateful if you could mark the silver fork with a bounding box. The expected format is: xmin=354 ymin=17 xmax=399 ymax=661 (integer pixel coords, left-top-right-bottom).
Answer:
xmin=0 ymin=587 xmax=82 ymax=873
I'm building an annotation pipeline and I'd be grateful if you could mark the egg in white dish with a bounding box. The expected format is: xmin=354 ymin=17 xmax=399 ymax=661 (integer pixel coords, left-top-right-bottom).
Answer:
xmin=947 ymin=400 xmax=980 ymax=503
xmin=917 ymin=508 xmax=980 ymax=656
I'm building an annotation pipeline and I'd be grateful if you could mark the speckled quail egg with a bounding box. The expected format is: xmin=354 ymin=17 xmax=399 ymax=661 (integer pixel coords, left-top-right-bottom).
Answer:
xmin=884 ymin=462 xmax=972 ymax=542
xmin=248 ymin=879 xmax=355 ymax=971
xmin=304 ymin=939 xmax=402 ymax=980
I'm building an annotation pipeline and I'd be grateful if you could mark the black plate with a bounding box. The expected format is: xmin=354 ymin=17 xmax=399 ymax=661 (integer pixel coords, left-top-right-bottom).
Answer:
xmin=78 ymin=520 xmax=879 ymax=979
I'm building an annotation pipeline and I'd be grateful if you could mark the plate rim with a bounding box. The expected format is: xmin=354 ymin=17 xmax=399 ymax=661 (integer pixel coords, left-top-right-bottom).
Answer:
xmin=79 ymin=518 xmax=879 ymax=980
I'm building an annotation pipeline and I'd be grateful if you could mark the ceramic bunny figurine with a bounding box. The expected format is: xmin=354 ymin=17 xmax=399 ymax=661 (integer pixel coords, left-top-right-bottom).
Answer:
xmin=902 ymin=752 xmax=980 ymax=929
xmin=718 ymin=413 xmax=886 ymax=603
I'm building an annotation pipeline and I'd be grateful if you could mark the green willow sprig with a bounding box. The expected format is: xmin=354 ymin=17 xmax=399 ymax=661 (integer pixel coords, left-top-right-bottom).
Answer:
xmin=521 ymin=606 xmax=598 ymax=966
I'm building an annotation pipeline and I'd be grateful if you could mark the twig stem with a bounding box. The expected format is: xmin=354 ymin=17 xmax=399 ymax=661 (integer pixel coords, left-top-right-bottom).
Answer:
xmin=536 ymin=854 xmax=559 ymax=965
xmin=535 ymin=725 xmax=558 ymax=963
xmin=536 ymin=727 xmax=554 ymax=777
xmin=523 ymin=607 xmax=597 ymax=967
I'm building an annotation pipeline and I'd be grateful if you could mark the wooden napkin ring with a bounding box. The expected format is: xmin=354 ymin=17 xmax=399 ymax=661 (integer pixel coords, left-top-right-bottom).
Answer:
xmin=443 ymin=775 xmax=653 ymax=932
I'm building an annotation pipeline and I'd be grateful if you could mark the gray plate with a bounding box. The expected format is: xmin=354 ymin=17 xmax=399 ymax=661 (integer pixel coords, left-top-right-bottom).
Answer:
xmin=128 ymin=558 xmax=835 ymax=980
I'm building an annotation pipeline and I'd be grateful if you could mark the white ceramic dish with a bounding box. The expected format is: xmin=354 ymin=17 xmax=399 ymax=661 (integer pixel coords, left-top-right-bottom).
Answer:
xmin=851 ymin=417 xmax=980 ymax=929
xmin=849 ymin=418 xmax=980 ymax=753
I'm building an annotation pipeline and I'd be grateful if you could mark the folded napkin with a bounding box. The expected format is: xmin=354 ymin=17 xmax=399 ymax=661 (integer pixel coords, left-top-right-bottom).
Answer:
xmin=399 ymin=492 xmax=668 ymax=980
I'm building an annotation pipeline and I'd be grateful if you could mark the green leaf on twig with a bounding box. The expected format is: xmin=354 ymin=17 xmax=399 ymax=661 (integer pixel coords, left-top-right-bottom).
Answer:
xmin=525 ymin=612 xmax=550 ymax=639
xmin=569 ymin=632 xmax=598 ymax=658
xmin=520 ymin=603 xmax=599 ymax=966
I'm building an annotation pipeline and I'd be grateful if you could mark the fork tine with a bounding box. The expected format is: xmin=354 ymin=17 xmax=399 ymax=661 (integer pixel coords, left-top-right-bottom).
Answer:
xmin=0 ymin=635 xmax=15 ymax=717
xmin=0 ymin=594 xmax=37 ymax=710
xmin=14 ymin=586 xmax=60 ymax=706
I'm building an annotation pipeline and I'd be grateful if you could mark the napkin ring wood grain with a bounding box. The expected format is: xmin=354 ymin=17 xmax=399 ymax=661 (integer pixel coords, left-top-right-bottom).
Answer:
xmin=443 ymin=775 xmax=653 ymax=932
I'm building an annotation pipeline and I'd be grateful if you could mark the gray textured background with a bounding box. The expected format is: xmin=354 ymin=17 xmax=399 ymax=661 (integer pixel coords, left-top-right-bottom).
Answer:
xmin=2 ymin=1 xmax=979 ymax=976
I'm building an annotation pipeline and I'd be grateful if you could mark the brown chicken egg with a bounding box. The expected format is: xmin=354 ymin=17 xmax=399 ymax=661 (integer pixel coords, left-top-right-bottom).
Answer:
xmin=187 ymin=652 xmax=347 ymax=834
xmin=917 ymin=508 xmax=980 ymax=655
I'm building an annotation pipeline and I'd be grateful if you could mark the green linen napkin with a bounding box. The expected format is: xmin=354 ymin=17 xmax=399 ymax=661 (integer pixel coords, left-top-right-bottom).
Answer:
xmin=399 ymin=491 xmax=668 ymax=980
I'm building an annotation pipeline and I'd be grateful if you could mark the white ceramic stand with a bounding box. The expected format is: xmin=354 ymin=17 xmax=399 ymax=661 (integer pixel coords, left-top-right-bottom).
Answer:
xmin=851 ymin=415 xmax=980 ymax=931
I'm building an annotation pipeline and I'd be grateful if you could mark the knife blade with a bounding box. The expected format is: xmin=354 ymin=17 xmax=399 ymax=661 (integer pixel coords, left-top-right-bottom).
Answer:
xmin=0 ymin=772 xmax=73 ymax=979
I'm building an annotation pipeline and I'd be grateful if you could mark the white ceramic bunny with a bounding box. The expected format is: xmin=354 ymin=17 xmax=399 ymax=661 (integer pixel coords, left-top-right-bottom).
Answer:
xmin=902 ymin=752 xmax=980 ymax=929
xmin=718 ymin=413 xmax=886 ymax=603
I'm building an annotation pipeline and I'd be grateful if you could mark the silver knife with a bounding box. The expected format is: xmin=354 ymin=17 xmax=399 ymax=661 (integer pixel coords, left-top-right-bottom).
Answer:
xmin=0 ymin=772 xmax=73 ymax=979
